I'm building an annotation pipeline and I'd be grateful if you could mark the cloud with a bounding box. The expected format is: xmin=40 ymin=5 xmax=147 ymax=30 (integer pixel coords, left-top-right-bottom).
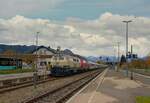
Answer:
xmin=0 ymin=12 xmax=150 ymax=56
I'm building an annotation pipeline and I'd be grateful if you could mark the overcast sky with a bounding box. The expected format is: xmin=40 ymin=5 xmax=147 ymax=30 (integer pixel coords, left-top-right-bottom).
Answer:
xmin=0 ymin=0 xmax=150 ymax=57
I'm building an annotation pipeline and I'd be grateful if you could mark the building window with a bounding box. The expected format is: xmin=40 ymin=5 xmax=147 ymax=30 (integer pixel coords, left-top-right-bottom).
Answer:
xmin=44 ymin=50 xmax=46 ymax=55
xmin=39 ymin=50 xmax=42 ymax=55
xmin=59 ymin=57 xmax=64 ymax=60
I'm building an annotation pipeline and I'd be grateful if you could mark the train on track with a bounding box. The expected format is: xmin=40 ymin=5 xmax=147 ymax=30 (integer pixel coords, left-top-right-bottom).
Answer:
xmin=50 ymin=54 xmax=107 ymax=76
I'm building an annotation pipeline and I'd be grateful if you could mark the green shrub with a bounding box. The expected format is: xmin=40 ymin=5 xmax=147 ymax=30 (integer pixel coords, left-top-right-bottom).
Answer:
xmin=136 ymin=96 xmax=150 ymax=103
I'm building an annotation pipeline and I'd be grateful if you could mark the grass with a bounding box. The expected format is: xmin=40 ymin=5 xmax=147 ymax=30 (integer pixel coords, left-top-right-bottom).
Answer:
xmin=136 ymin=96 xmax=150 ymax=103
xmin=132 ymin=69 xmax=150 ymax=76
xmin=0 ymin=68 xmax=35 ymax=74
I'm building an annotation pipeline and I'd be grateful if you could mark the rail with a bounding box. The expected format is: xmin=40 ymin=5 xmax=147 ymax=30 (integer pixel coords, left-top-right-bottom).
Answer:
xmin=21 ymin=69 xmax=105 ymax=103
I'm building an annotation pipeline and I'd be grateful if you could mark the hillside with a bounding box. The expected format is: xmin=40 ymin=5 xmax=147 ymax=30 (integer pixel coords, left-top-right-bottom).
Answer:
xmin=0 ymin=44 xmax=38 ymax=54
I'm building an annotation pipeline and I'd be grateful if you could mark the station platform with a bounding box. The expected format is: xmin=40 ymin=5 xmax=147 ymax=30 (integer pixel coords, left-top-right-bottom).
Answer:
xmin=66 ymin=69 xmax=150 ymax=103
xmin=0 ymin=70 xmax=50 ymax=81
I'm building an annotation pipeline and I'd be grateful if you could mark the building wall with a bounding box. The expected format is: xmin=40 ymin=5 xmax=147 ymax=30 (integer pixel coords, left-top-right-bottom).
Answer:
xmin=33 ymin=47 xmax=54 ymax=70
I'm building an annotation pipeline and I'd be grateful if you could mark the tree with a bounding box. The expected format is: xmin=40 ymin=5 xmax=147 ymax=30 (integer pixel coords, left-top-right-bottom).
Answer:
xmin=2 ymin=50 xmax=16 ymax=57
xmin=145 ymin=56 xmax=150 ymax=69
xmin=129 ymin=59 xmax=147 ymax=69
xmin=120 ymin=55 xmax=126 ymax=66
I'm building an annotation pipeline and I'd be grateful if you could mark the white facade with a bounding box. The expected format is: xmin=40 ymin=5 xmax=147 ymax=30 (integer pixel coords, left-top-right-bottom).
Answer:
xmin=33 ymin=47 xmax=55 ymax=70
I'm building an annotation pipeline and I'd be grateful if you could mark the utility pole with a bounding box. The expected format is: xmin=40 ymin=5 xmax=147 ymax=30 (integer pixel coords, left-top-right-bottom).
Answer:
xmin=36 ymin=32 xmax=39 ymax=71
xmin=123 ymin=20 xmax=132 ymax=76
xmin=130 ymin=45 xmax=133 ymax=80
xmin=33 ymin=31 xmax=40 ymax=89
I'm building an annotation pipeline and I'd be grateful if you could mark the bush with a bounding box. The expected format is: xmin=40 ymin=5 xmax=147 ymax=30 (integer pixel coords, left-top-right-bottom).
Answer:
xmin=136 ymin=96 xmax=150 ymax=103
xmin=129 ymin=59 xmax=148 ymax=69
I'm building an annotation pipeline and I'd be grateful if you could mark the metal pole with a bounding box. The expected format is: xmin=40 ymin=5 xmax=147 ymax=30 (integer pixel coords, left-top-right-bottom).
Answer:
xmin=33 ymin=32 xmax=39 ymax=89
xmin=113 ymin=45 xmax=116 ymax=70
xmin=123 ymin=20 xmax=132 ymax=77
xmin=126 ymin=22 xmax=129 ymax=76
xmin=126 ymin=22 xmax=128 ymax=59
xmin=36 ymin=32 xmax=39 ymax=72
xmin=130 ymin=45 xmax=133 ymax=80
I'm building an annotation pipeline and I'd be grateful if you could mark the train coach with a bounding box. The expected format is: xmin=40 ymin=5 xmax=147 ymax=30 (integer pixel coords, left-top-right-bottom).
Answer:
xmin=50 ymin=54 xmax=106 ymax=76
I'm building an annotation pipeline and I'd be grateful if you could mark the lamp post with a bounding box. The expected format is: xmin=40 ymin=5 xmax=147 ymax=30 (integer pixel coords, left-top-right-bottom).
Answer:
xmin=123 ymin=20 xmax=132 ymax=76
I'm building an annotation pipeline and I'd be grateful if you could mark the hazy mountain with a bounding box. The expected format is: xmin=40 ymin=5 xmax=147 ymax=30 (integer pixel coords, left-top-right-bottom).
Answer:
xmin=0 ymin=44 xmax=118 ymax=62
xmin=0 ymin=44 xmax=77 ymax=56
xmin=87 ymin=56 xmax=118 ymax=62
xmin=0 ymin=44 xmax=39 ymax=54
xmin=63 ymin=49 xmax=74 ymax=55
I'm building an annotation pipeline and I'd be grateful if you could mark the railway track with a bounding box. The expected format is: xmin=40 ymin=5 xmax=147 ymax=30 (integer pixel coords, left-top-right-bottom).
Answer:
xmin=0 ymin=76 xmax=57 ymax=94
xmin=21 ymin=69 xmax=105 ymax=103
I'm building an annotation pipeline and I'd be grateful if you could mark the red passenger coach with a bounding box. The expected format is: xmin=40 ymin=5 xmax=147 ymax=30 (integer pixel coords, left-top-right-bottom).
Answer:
xmin=80 ymin=59 xmax=89 ymax=69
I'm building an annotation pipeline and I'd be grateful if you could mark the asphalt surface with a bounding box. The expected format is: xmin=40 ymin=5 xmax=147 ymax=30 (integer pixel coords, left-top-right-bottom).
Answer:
xmin=66 ymin=68 xmax=150 ymax=103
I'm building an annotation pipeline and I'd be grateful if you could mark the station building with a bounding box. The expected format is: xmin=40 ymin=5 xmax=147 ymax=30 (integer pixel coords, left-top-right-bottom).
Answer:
xmin=31 ymin=46 xmax=56 ymax=70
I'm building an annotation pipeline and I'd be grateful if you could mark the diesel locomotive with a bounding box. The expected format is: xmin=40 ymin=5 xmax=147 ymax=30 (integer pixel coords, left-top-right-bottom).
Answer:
xmin=50 ymin=54 xmax=106 ymax=76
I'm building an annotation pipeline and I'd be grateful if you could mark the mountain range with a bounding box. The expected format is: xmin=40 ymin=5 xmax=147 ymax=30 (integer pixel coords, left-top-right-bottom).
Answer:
xmin=0 ymin=44 xmax=125 ymax=62
xmin=0 ymin=44 xmax=37 ymax=54
xmin=86 ymin=56 xmax=118 ymax=62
